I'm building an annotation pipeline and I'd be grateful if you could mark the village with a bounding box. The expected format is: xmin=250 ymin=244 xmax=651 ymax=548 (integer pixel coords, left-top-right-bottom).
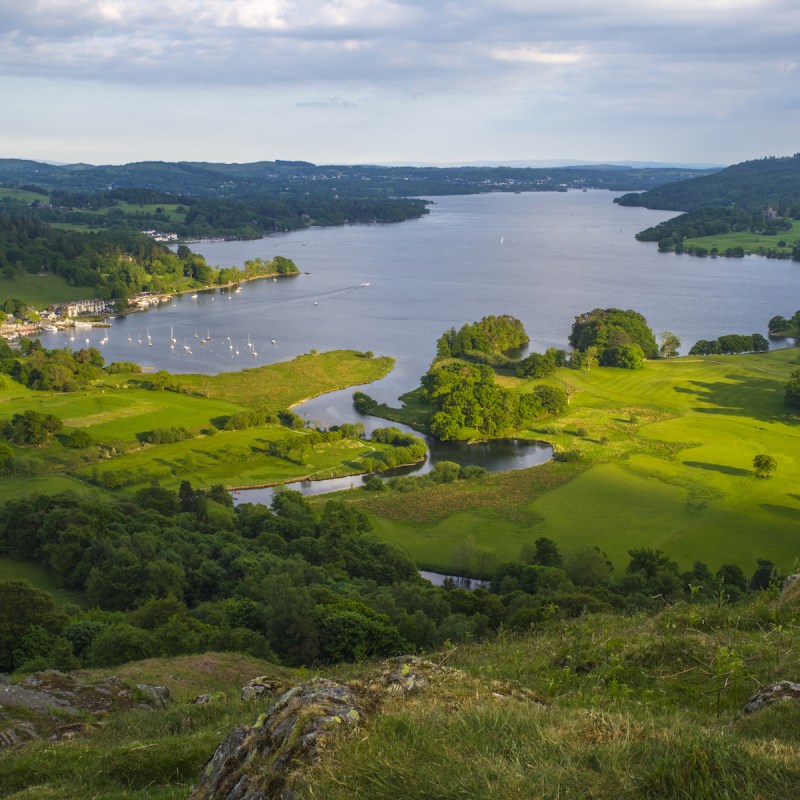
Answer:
xmin=0 ymin=292 xmax=172 ymax=341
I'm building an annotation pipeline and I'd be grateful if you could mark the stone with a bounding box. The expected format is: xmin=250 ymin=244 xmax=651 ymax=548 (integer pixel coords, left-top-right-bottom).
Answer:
xmin=241 ymin=676 xmax=282 ymax=703
xmin=0 ymin=721 xmax=41 ymax=749
xmin=136 ymin=684 xmax=170 ymax=708
xmin=190 ymin=677 xmax=368 ymax=800
xmin=741 ymin=681 xmax=800 ymax=714
xmin=0 ymin=671 xmax=171 ymax=748
xmin=191 ymin=656 xmax=471 ymax=800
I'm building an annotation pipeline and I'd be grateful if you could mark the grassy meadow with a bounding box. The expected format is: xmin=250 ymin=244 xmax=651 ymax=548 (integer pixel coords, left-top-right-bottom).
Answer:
xmin=0 ymin=350 xmax=395 ymax=497
xmin=0 ymin=187 xmax=48 ymax=204
xmin=682 ymin=219 xmax=800 ymax=255
xmin=0 ymin=273 xmax=97 ymax=306
xmin=165 ymin=350 xmax=394 ymax=408
xmin=346 ymin=348 xmax=800 ymax=575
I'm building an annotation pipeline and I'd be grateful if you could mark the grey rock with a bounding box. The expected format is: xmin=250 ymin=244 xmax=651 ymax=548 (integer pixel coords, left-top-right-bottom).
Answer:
xmin=191 ymin=694 xmax=212 ymax=705
xmin=191 ymin=677 xmax=368 ymax=800
xmin=191 ymin=656 xmax=460 ymax=800
xmin=0 ymin=721 xmax=41 ymax=749
xmin=136 ymin=684 xmax=170 ymax=708
xmin=241 ymin=676 xmax=281 ymax=703
xmin=742 ymin=680 xmax=800 ymax=714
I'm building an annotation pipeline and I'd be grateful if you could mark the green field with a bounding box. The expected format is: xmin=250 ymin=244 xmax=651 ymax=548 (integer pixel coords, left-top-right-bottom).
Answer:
xmin=0 ymin=350 xmax=397 ymax=498
xmin=0 ymin=273 xmax=97 ymax=306
xmin=101 ymin=202 xmax=187 ymax=222
xmin=73 ymin=425 xmax=385 ymax=492
xmin=168 ymin=350 xmax=395 ymax=409
xmin=0 ymin=187 xmax=48 ymax=204
xmin=348 ymin=349 xmax=800 ymax=575
xmin=683 ymin=219 xmax=800 ymax=255
xmin=0 ymin=556 xmax=85 ymax=605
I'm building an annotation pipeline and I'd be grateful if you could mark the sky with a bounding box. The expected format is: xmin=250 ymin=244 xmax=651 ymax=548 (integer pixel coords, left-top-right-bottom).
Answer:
xmin=1 ymin=0 xmax=799 ymax=167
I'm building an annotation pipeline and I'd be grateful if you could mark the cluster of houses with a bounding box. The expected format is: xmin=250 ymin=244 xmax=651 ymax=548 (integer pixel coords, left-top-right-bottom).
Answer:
xmin=141 ymin=229 xmax=178 ymax=242
xmin=0 ymin=292 xmax=172 ymax=341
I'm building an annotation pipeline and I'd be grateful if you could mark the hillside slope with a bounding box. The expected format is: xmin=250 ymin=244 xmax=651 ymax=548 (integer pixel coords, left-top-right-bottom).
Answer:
xmin=615 ymin=154 xmax=800 ymax=212
xmin=1 ymin=590 xmax=799 ymax=800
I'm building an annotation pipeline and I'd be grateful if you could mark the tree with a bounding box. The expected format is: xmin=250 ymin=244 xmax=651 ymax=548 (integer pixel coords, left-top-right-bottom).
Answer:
xmin=0 ymin=443 xmax=12 ymax=472
xmin=659 ymin=331 xmax=681 ymax=359
xmin=577 ymin=345 xmax=598 ymax=371
xmin=752 ymin=453 xmax=777 ymax=478
xmin=750 ymin=333 xmax=769 ymax=353
xmin=530 ymin=537 xmax=563 ymax=567
xmin=768 ymin=315 xmax=790 ymax=334
xmin=4 ymin=410 xmax=62 ymax=446
xmin=605 ymin=343 xmax=645 ymax=369
xmin=785 ymin=369 xmax=800 ymax=408
xmin=0 ymin=581 xmax=67 ymax=671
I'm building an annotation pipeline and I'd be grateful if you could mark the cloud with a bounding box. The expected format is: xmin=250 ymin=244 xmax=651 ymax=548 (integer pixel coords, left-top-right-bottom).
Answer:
xmin=1 ymin=0 xmax=797 ymax=91
xmin=489 ymin=46 xmax=585 ymax=66
xmin=296 ymin=96 xmax=357 ymax=107
xmin=1 ymin=0 xmax=799 ymax=165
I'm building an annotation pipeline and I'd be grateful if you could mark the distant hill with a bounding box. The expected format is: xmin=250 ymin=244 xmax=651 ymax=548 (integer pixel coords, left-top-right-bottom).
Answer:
xmin=615 ymin=154 xmax=800 ymax=213
xmin=0 ymin=158 xmax=715 ymax=200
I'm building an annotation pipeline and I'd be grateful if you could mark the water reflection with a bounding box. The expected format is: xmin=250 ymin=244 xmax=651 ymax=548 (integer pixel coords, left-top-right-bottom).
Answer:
xmin=231 ymin=438 xmax=553 ymax=506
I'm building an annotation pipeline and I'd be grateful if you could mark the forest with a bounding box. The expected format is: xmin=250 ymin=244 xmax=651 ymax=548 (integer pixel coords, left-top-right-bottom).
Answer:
xmin=614 ymin=153 xmax=800 ymax=213
xmin=0 ymin=486 xmax=787 ymax=677
xmin=0 ymin=212 xmax=297 ymax=303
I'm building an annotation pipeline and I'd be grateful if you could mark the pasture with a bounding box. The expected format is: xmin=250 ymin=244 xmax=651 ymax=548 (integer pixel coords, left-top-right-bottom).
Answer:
xmin=357 ymin=348 xmax=800 ymax=574
xmin=0 ymin=350 xmax=397 ymax=499
xmin=0 ymin=273 xmax=96 ymax=306
xmin=682 ymin=219 xmax=800 ymax=255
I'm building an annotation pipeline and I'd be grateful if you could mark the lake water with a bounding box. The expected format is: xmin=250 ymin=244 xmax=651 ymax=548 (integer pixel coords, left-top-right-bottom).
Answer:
xmin=40 ymin=188 xmax=799 ymax=436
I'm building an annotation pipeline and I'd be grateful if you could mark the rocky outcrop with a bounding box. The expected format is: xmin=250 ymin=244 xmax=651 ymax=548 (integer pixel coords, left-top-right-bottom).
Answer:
xmin=741 ymin=681 xmax=800 ymax=714
xmin=0 ymin=670 xmax=169 ymax=749
xmin=190 ymin=657 xmax=478 ymax=800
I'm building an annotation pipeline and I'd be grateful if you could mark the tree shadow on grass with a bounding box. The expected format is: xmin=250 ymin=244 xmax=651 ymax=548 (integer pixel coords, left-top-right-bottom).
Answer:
xmin=761 ymin=504 xmax=800 ymax=523
xmin=674 ymin=374 xmax=797 ymax=424
xmin=684 ymin=461 xmax=752 ymax=477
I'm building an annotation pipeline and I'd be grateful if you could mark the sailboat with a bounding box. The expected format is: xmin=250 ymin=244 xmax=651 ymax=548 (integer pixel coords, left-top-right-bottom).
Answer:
xmin=170 ymin=326 xmax=176 ymax=345
xmin=146 ymin=329 xmax=152 ymax=346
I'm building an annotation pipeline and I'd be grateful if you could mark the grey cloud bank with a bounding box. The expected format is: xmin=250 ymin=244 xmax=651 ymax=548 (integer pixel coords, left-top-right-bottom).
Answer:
xmin=1 ymin=1 xmax=798 ymax=165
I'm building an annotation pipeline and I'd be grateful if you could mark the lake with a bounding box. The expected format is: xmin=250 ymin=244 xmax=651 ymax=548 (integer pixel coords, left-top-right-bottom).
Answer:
xmin=40 ymin=189 xmax=799 ymax=417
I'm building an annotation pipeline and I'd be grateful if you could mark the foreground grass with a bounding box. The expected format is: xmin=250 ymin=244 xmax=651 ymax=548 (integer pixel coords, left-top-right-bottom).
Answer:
xmin=0 ymin=653 xmax=285 ymax=800
xmin=361 ymin=348 xmax=800 ymax=574
xmin=2 ymin=597 xmax=798 ymax=800
xmin=295 ymin=595 xmax=800 ymax=800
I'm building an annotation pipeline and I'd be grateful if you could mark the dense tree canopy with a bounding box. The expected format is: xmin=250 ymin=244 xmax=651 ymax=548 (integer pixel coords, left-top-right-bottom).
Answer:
xmin=688 ymin=334 xmax=769 ymax=356
xmin=436 ymin=315 xmax=529 ymax=361
xmin=421 ymin=362 xmax=566 ymax=440
xmin=569 ymin=308 xmax=658 ymax=367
